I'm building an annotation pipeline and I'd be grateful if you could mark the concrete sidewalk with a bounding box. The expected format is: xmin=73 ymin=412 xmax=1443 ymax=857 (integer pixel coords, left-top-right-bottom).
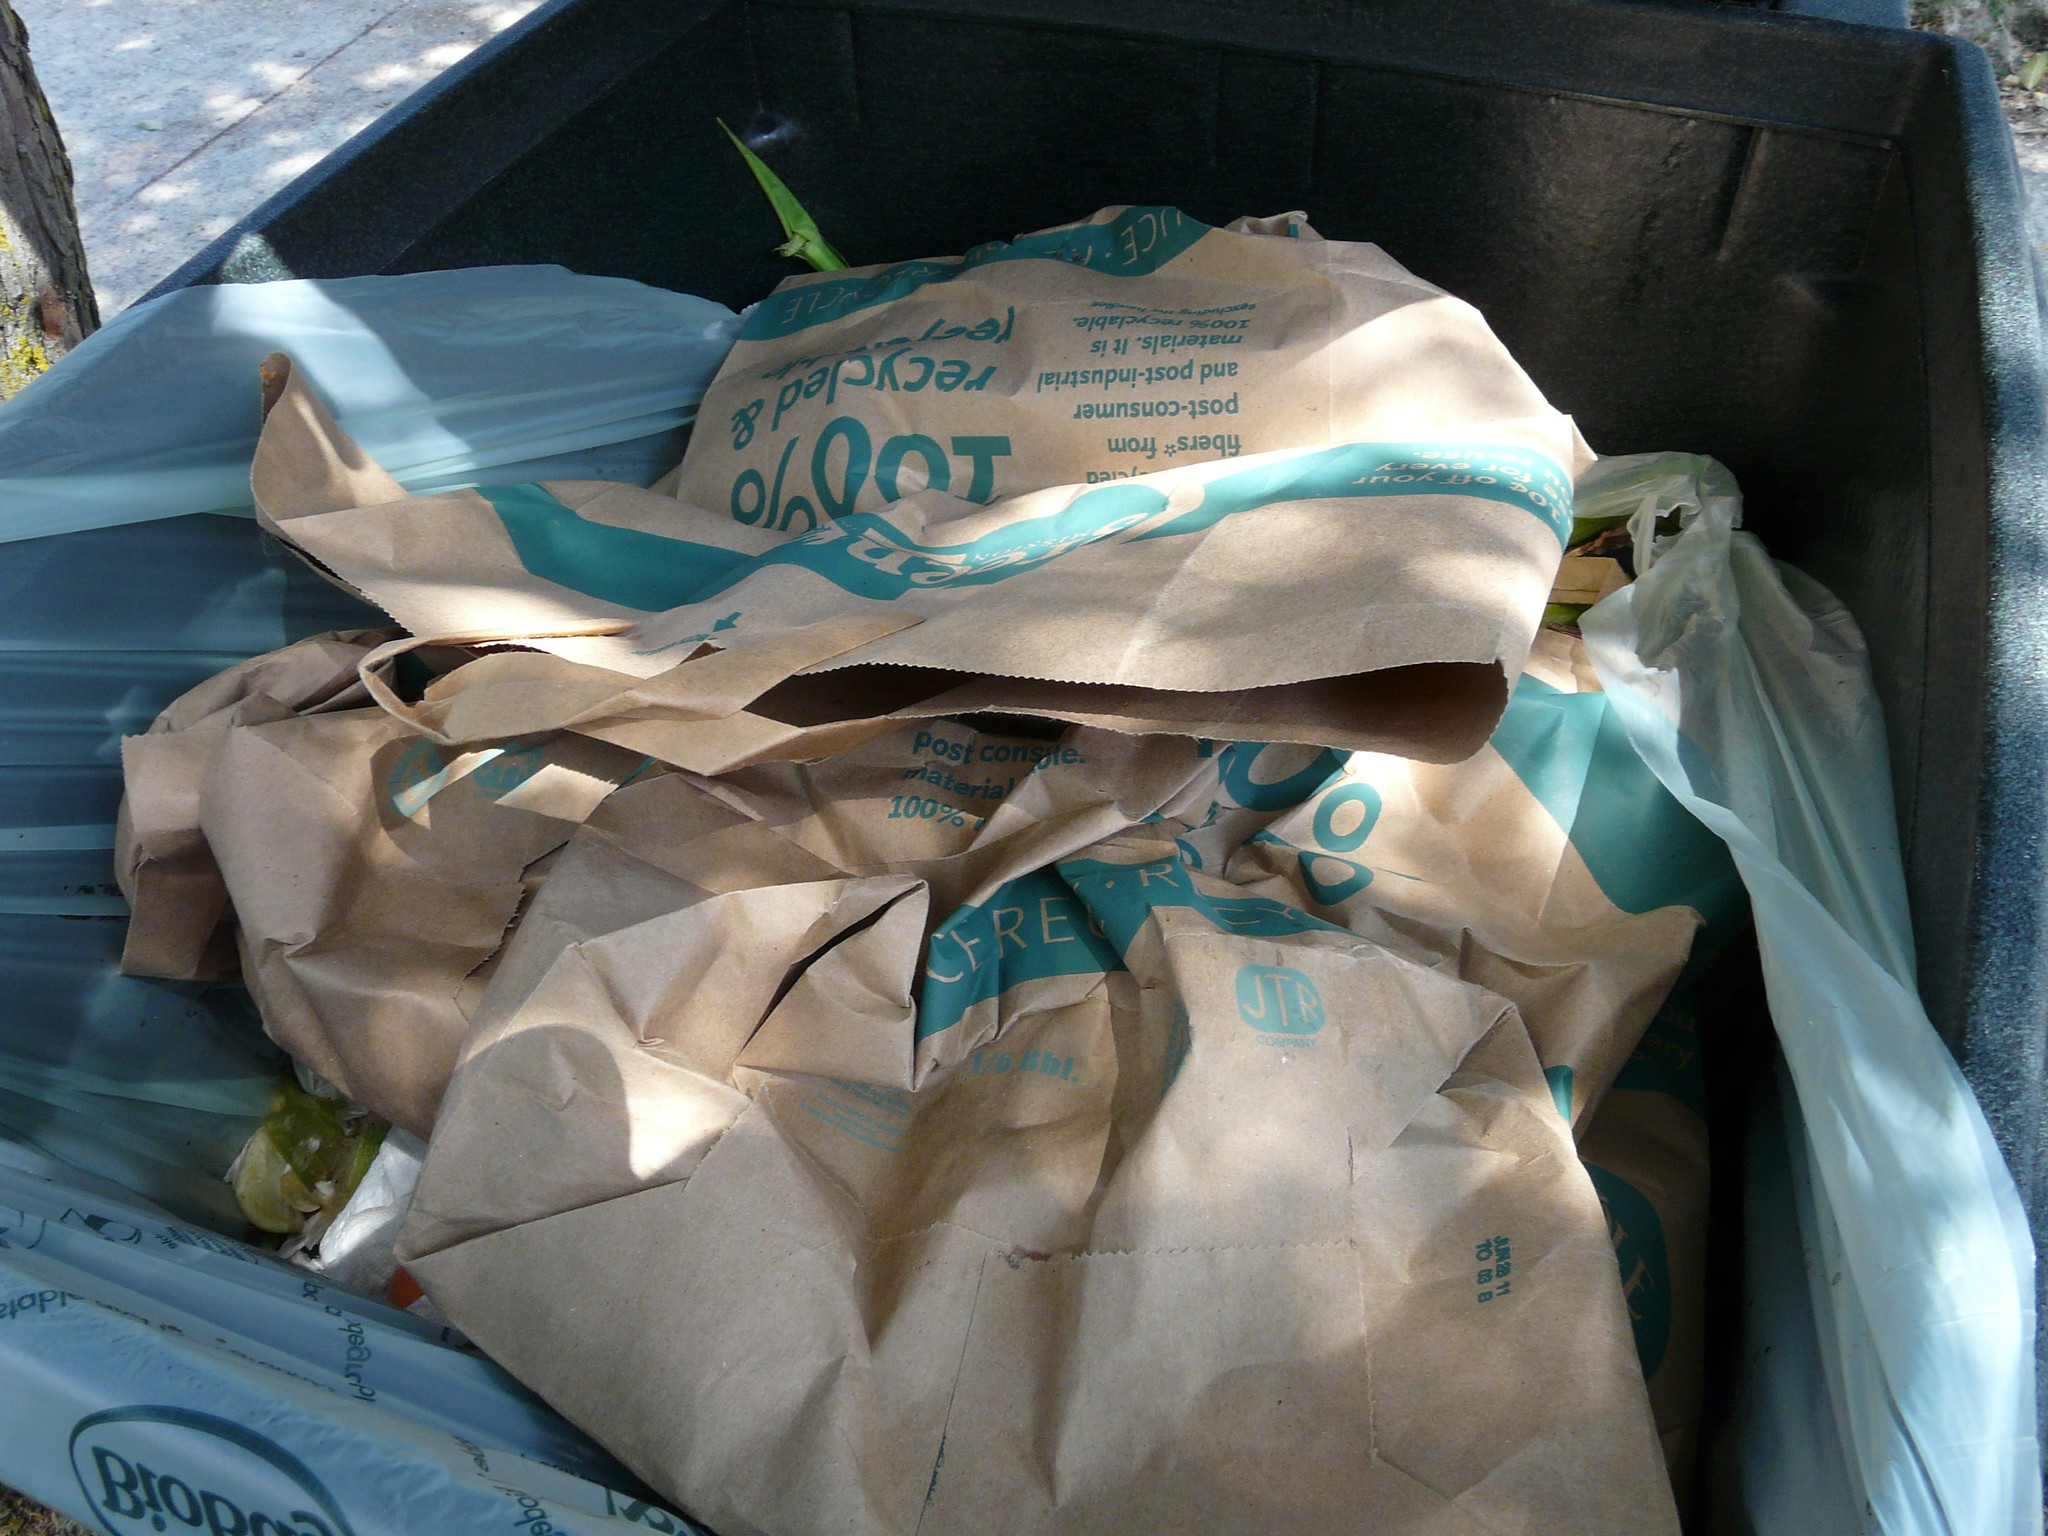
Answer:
xmin=13 ymin=0 xmax=542 ymax=313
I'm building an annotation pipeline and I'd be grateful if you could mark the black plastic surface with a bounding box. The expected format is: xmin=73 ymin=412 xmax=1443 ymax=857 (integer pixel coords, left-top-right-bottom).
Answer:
xmin=143 ymin=0 xmax=2048 ymax=1442
xmin=1779 ymin=0 xmax=1910 ymax=25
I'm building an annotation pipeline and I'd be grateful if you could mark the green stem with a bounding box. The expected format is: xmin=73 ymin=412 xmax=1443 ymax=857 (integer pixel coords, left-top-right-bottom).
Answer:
xmin=718 ymin=119 xmax=848 ymax=272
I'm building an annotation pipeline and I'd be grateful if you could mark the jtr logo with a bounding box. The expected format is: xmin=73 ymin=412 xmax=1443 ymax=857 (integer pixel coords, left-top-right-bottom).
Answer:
xmin=1234 ymin=965 xmax=1324 ymax=1036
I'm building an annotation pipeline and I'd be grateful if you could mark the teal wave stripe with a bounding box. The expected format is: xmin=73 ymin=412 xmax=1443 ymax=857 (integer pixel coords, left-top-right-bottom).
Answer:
xmin=1127 ymin=441 xmax=1574 ymax=548
xmin=478 ymin=483 xmax=752 ymax=613
xmin=669 ymin=440 xmax=1575 ymax=622
xmin=1491 ymin=672 xmax=1745 ymax=945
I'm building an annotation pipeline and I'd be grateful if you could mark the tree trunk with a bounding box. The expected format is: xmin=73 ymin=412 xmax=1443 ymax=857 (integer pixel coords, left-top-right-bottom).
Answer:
xmin=0 ymin=0 xmax=95 ymax=399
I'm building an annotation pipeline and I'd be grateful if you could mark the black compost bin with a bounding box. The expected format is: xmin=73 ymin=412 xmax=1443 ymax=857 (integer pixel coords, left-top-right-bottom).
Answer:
xmin=115 ymin=0 xmax=2048 ymax=1479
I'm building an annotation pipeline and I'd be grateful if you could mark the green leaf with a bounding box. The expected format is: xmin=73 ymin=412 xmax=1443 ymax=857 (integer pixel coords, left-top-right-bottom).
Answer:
xmin=719 ymin=119 xmax=848 ymax=272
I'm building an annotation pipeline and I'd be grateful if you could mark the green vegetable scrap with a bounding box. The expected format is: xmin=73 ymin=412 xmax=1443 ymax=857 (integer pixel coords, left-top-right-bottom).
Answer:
xmin=1567 ymin=512 xmax=1632 ymax=552
xmin=718 ymin=119 xmax=848 ymax=272
xmin=1544 ymin=519 xmax=1636 ymax=631
xmin=229 ymin=1077 xmax=387 ymax=1238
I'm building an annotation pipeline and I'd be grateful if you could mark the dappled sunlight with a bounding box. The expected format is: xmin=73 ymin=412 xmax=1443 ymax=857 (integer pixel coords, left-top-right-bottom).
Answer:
xmin=469 ymin=2 xmax=539 ymax=28
xmin=135 ymin=180 xmax=196 ymax=207
xmin=201 ymin=91 xmax=267 ymax=121
xmin=354 ymin=60 xmax=436 ymax=91
xmin=402 ymin=812 xmax=1660 ymax=1530
xmin=248 ymin=59 xmax=304 ymax=89
xmin=262 ymin=152 xmax=326 ymax=184
xmin=13 ymin=0 xmax=549 ymax=310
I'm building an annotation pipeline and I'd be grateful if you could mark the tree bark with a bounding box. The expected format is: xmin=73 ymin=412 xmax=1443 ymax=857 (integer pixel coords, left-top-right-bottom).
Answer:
xmin=0 ymin=0 xmax=95 ymax=399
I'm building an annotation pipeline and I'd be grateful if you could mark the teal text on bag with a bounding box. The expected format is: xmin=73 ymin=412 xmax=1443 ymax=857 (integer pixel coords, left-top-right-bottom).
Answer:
xmin=916 ymin=847 xmax=1352 ymax=1042
xmin=738 ymin=208 xmax=1210 ymax=341
xmin=1585 ymin=1163 xmax=1672 ymax=1378
xmin=1060 ymin=850 xmax=1351 ymax=962
xmin=1216 ymin=742 xmax=1346 ymax=811
xmin=1234 ymin=965 xmax=1325 ymax=1035
xmin=1611 ymin=995 xmax=1709 ymax=1117
xmin=916 ymin=869 xmax=1123 ymax=1042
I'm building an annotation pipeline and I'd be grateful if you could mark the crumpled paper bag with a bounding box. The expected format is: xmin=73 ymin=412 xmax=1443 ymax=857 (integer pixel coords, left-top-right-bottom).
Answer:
xmin=116 ymin=628 xmax=396 ymax=980
xmin=117 ymin=630 xmax=651 ymax=1134
xmin=1226 ymin=629 xmax=1742 ymax=1131
xmin=400 ymin=814 xmax=1684 ymax=1536
xmin=676 ymin=206 xmax=1588 ymax=520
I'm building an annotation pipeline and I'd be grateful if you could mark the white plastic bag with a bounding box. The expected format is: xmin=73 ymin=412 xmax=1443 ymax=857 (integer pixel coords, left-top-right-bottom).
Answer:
xmin=1581 ymin=453 xmax=2042 ymax=1536
xmin=0 ymin=267 xmax=742 ymax=1534
xmin=295 ymin=1127 xmax=429 ymax=1297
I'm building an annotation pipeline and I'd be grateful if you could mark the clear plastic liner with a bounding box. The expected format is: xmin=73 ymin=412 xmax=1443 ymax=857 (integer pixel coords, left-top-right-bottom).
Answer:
xmin=0 ymin=266 xmax=742 ymax=541
xmin=0 ymin=1141 xmax=683 ymax=1530
xmin=0 ymin=266 xmax=744 ymax=1532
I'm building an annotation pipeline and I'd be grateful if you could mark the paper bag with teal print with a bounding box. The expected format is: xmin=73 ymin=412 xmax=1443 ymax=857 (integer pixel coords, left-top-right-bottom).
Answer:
xmin=400 ymin=822 xmax=1677 ymax=1536
xmin=544 ymin=720 xmax=1337 ymax=1091
xmin=1226 ymin=628 xmax=1745 ymax=1132
xmin=249 ymin=207 xmax=1592 ymax=761
xmin=674 ymin=206 xmax=1587 ymax=523
xmin=209 ymin=712 xmax=649 ymax=1136
xmin=1580 ymin=993 xmax=1715 ymax=1495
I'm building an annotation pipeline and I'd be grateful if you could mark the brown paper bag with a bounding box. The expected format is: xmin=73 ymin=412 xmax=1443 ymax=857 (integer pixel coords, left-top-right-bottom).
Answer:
xmin=348 ymin=616 xmax=928 ymax=778
xmin=250 ymin=354 xmax=786 ymax=677
xmin=116 ymin=628 xmax=397 ymax=980
xmin=401 ymin=820 xmax=1676 ymax=1536
xmin=209 ymin=710 xmax=650 ymax=1135
xmin=249 ymin=209 xmax=1593 ymax=760
xmin=1579 ymin=995 xmax=1712 ymax=1497
xmin=117 ymin=627 xmax=656 ymax=1133
xmin=1223 ymin=629 xmax=1735 ymax=1132
xmin=399 ymin=772 xmax=907 ymax=1250
xmin=550 ymin=720 xmax=1336 ymax=1090
xmin=675 ymin=206 xmax=1588 ymax=517
xmin=667 ymin=719 xmax=1226 ymax=905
